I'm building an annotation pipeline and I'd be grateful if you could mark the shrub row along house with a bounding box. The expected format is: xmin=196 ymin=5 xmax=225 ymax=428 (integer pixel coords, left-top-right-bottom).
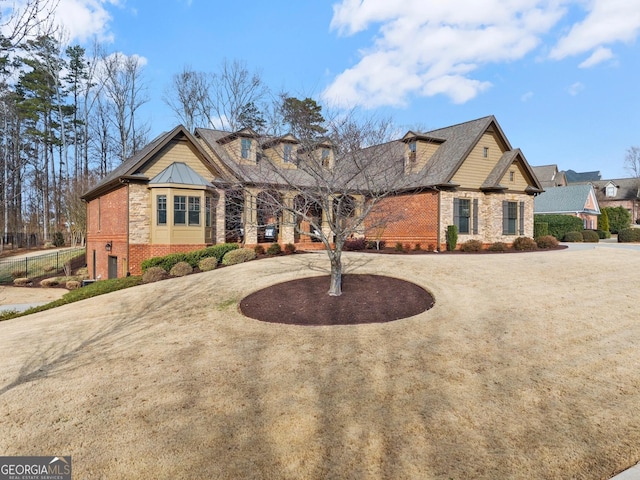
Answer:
xmin=82 ymin=115 xmax=543 ymax=279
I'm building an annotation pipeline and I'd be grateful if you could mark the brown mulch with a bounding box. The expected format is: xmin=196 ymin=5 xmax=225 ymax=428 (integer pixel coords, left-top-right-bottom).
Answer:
xmin=240 ymin=274 xmax=434 ymax=325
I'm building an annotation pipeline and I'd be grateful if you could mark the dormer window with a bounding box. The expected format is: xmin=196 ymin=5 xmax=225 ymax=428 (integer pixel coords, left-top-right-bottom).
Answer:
xmin=409 ymin=141 xmax=417 ymax=162
xmin=321 ymin=148 xmax=330 ymax=168
xmin=284 ymin=144 xmax=293 ymax=163
xmin=606 ymin=183 xmax=617 ymax=198
xmin=241 ymin=138 xmax=252 ymax=159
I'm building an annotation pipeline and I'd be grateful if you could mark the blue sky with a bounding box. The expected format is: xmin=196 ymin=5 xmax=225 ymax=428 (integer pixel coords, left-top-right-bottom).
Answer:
xmin=26 ymin=0 xmax=640 ymax=179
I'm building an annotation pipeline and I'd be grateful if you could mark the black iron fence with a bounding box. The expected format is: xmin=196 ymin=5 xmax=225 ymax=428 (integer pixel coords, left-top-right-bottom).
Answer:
xmin=0 ymin=247 xmax=86 ymax=284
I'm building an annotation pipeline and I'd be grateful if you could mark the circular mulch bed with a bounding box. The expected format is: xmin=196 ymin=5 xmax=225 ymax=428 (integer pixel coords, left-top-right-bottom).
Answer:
xmin=239 ymin=274 xmax=434 ymax=326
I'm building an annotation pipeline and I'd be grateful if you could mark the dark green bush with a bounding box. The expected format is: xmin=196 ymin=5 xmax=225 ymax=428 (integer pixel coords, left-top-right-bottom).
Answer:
xmin=598 ymin=208 xmax=610 ymax=233
xmin=534 ymin=214 xmax=583 ymax=240
xmin=366 ymin=240 xmax=385 ymax=250
xmin=344 ymin=238 xmax=367 ymax=251
xmin=446 ymin=225 xmax=458 ymax=251
xmin=512 ymin=236 xmax=537 ymax=251
xmin=535 ymin=235 xmax=559 ymax=249
xmin=52 ymin=231 xmax=65 ymax=247
xmin=618 ymin=228 xmax=640 ymax=243
xmin=581 ymin=230 xmax=600 ymax=243
xmin=284 ymin=243 xmax=296 ymax=254
xmin=487 ymin=242 xmax=508 ymax=252
xmin=460 ymin=239 xmax=483 ymax=252
xmin=266 ymin=243 xmax=282 ymax=255
xmin=533 ymin=221 xmax=548 ymax=238
xmin=595 ymin=229 xmax=611 ymax=239
xmin=562 ymin=231 xmax=583 ymax=242
xmin=141 ymin=243 xmax=239 ymax=271
xmin=602 ymin=206 xmax=631 ymax=234
xmin=395 ymin=242 xmax=404 ymax=252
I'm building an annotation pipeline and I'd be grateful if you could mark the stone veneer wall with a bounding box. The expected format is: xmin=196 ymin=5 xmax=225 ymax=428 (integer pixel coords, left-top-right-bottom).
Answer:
xmin=440 ymin=190 xmax=535 ymax=248
xmin=129 ymin=183 xmax=150 ymax=245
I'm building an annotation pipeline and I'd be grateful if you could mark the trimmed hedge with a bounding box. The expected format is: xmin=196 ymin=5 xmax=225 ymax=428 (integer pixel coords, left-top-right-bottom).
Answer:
xmin=533 ymin=221 xmax=548 ymax=238
xmin=618 ymin=228 xmax=640 ymax=243
xmin=512 ymin=236 xmax=537 ymax=251
xmin=487 ymin=242 xmax=508 ymax=252
xmin=602 ymin=206 xmax=631 ymax=234
xmin=536 ymin=235 xmax=559 ymax=249
xmin=222 ymin=248 xmax=257 ymax=265
xmin=562 ymin=231 xmax=584 ymax=242
xmin=581 ymin=230 xmax=600 ymax=243
xmin=460 ymin=239 xmax=483 ymax=252
xmin=535 ymin=214 xmax=584 ymax=240
xmin=446 ymin=225 xmax=458 ymax=251
xmin=141 ymin=243 xmax=239 ymax=272
xmin=169 ymin=261 xmax=193 ymax=277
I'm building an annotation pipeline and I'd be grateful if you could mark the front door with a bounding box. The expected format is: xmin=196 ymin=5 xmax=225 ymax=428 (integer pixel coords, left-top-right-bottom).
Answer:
xmin=108 ymin=255 xmax=118 ymax=279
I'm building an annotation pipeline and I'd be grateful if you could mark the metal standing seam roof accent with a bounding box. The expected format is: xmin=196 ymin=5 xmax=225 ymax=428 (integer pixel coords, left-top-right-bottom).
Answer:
xmin=534 ymin=184 xmax=601 ymax=214
xmin=149 ymin=162 xmax=214 ymax=187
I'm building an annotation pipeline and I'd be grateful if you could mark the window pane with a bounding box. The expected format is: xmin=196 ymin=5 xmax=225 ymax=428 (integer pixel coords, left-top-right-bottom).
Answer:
xmin=174 ymin=196 xmax=186 ymax=225
xmin=189 ymin=197 xmax=200 ymax=225
xmin=457 ymin=198 xmax=471 ymax=234
xmin=157 ymin=195 xmax=166 ymax=225
xmin=241 ymin=138 xmax=251 ymax=159
xmin=507 ymin=201 xmax=517 ymax=234
xmin=205 ymin=197 xmax=212 ymax=227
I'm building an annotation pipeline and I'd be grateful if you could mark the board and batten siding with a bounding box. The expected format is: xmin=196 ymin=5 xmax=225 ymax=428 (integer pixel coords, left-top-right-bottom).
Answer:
xmin=142 ymin=140 xmax=216 ymax=181
xmin=451 ymin=133 xmax=505 ymax=189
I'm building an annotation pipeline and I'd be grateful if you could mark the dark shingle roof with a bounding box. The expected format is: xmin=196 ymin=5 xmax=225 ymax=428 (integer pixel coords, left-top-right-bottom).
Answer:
xmin=564 ymin=169 xmax=601 ymax=183
xmin=590 ymin=178 xmax=640 ymax=201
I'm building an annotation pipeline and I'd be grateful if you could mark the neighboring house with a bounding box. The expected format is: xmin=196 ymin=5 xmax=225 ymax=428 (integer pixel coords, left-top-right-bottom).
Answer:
xmin=83 ymin=116 xmax=543 ymax=279
xmin=589 ymin=178 xmax=640 ymax=224
xmin=534 ymin=184 xmax=601 ymax=229
xmin=531 ymin=164 xmax=567 ymax=188
xmin=564 ymin=169 xmax=601 ymax=184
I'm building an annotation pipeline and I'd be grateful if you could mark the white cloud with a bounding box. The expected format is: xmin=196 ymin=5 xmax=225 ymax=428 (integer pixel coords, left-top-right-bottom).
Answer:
xmin=578 ymin=46 xmax=614 ymax=68
xmin=324 ymin=0 xmax=640 ymax=109
xmin=568 ymin=81 xmax=584 ymax=96
xmin=323 ymin=0 xmax=565 ymax=108
xmin=54 ymin=0 xmax=120 ymax=44
xmin=550 ymin=0 xmax=640 ymax=61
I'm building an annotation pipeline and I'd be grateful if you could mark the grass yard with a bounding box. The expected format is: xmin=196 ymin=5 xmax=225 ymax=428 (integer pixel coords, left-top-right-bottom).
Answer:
xmin=0 ymin=248 xmax=639 ymax=479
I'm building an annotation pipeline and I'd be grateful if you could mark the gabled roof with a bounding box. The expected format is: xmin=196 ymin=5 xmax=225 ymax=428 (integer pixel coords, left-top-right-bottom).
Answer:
xmin=481 ymin=149 xmax=542 ymax=193
xmin=82 ymin=125 xmax=220 ymax=201
xmin=149 ymin=162 xmax=213 ymax=187
xmin=564 ymin=169 xmax=601 ymax=183
xmin=532 ymin=164 xmax=567 ymax=188
xmin=534 ymin=184 xmax=600 ymax=215
xmin=590 ymin=178 xmax=640 ymax=201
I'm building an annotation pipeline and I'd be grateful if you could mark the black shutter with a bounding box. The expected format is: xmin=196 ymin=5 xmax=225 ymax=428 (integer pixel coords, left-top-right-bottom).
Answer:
xmin=473 ymin=198 xmax=479 ymax=235
xmin=502 ymin=201 xmax=508 ymax=235
xmin=519 ymin=201 xmax=525 ymax=235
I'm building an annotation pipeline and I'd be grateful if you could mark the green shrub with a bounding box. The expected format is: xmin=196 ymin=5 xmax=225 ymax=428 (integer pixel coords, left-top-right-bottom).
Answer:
xmin=394 ymin=242 xmax=404 ymax=252
xmin=618 ymin=228 xmax=640 ymax=243
xmin=366 ymin=240 xmax=385 ymax=250
xmin=598 ymin=208 xmax=610 ymax=233
xmin=595 ymin=229 xmax=611 ymax=239
xmin=534 ymin=214 xmax=584 ymax=240
xmin=142 ymin=266 xmax=168 ymax=283
xmin=52 ymin=231 xmax=65 ymax=247
xmin=512 ymin=236 xmax=537 ymax=251
xmin=141 ymin=243 xmax=239 ymax=271
xmin=487 ymin=242 xmax=508 ymax=252
xmin=460 ymin=239 xmax=483 ymax=252
xmin=535 ymin=235 xmax=559 ymax=249
xmin=222 ymin=248 xmax=257 ymax=265
xmin=266 ymin=243 xmax=282 ymax=255
xmin=284 ymin=243 xmax=296 ymax=254
xmin=533 ymin=221 xmax=548 ymax=238
xmin=254 ymin=245 xmax=265 ymax=255
xmin=562 ymin=231 xmax=584 ymax=242
xmin=581 ymin=230 xmax=600 ymax=243
xmin=169 ymin=261 xmax=193 ymax=277
xmin=602 ymin=206 xmax=631 ymax=234
xmin=446 ymin=225 xmax=458 ymax=251
xmin=198 ymin=257 xmax=218 ymax=272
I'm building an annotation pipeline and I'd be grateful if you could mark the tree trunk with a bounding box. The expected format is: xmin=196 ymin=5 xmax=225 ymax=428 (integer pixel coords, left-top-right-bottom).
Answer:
xmin=327 ymin=249 xmax=343 ymax=296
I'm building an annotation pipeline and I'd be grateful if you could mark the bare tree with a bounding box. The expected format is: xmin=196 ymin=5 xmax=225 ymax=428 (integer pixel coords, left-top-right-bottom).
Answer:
xmin=210 ymin=58 xmax=268 ymax=131
xmin=100 ymin=51 xmax=149 ymax=163
xmin=1 ymin=0 xmax=59 ymax=49
xmin=234 ymin=109 xmax=421 ymax=296
xmin=162 ymin=65 xmax=211 ymax=131
xmin=624 ymin=146 xmax=640 ymax=179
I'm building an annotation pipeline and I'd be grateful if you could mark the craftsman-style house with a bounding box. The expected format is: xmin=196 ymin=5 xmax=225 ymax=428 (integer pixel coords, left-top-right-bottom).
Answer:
xmin=82 ymin=116 xmax=543 ymax=279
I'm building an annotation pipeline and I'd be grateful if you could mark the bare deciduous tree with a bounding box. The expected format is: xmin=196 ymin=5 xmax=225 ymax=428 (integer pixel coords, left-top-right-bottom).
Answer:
xmin=624 ymin=146 xmax=640 ymax=179
xmin=162 ymin=65 xmax=211 ymax=131
xmin=234 ymin=109 xmax=422 ymax=296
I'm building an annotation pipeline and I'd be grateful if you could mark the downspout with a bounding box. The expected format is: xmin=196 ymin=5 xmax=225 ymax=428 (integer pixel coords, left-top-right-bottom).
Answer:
xmin=437 ymin=188 xmax=442 ymax=252
xmin=120 ymin=179 xmax=131 ymax=277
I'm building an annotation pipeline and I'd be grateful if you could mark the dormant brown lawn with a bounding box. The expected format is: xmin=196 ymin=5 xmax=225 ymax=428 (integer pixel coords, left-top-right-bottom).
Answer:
xmin=1 ymin=247 xmax=639 ymax=479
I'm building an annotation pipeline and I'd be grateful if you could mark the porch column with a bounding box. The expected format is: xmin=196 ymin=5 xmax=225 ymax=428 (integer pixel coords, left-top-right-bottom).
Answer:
xmin=215 ymin=188 xmax=226 ymax=244
xmin=281 ymin=192 xmax=296 ymax=244
xmin=244 ymin=189 xmax=258 ymax=245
